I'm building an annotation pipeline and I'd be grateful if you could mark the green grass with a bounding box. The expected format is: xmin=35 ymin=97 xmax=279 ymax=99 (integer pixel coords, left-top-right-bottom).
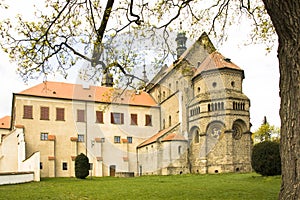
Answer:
xmin=0 ymin=173 xmax=280 ymax=200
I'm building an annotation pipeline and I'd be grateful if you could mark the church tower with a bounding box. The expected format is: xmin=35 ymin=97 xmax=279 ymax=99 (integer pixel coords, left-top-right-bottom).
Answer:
xmin=188 ymin=51 xmax=252 ymax=174
xmin=175 ymin=30 xmax=187 ymax=58
xmin=101 ymin=69 xmax=114 ymax=87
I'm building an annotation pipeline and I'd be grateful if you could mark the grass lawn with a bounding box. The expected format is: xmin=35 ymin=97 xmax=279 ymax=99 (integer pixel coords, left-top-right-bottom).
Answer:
xmin=0 ymin=173 xmax=280 ymax=200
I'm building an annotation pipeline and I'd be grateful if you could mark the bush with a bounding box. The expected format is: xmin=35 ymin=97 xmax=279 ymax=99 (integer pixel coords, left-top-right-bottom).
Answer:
xmin=75 ymin=153 xmax=90 ymax=179
xmin=251 ymin=141 xmax=281 ymax=176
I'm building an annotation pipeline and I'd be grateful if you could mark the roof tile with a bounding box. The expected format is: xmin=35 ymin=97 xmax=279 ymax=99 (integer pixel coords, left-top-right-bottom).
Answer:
xmin=0 ymin=116 xmax=11 ymax=129
xmin=161 ymin=133 xmax=187 ymax=142
xmin=137 ymin=123 xmax=180 ymax=148
xmin=193 ymin=51 xmax=242 ymax=78
xmin=18 ymin=81 xmax=157 ymax=107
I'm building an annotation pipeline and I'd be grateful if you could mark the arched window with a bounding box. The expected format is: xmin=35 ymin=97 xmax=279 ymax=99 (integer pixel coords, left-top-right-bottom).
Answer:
xmin=212 ymin=103 xmax=214 ymax=111
xmin=163 ymin=119 xmax=165 ymax=129
xmin=208 ymin=104 xmax=211 ymax=112
xmin=221 ymin=102 xmax=224 ymax=110
xmin=194 ymin=130 xmax=199 ymax=143
xmin=178 ymin=146 xmax=182 ymax=154
xmin=169 ymin=115 xmax=172 ymax=127
xmin=218 ymin=102 xmax=221 ymax=110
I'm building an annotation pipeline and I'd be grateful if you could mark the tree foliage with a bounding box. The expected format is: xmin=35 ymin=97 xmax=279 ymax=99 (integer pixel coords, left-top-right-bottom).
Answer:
xmin=251 ymin=141 xmax=281 ymax=176
xmin=0 ymin=0 xmax=274 ymax=86
xmin=75 ymin=153 xmax=89 ymax=179
xmin=252 ymin=119 xmax=280 ymax=144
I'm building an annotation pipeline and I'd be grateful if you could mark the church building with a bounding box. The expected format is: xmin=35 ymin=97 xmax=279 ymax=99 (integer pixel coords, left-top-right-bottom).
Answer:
xmin=0 ymin=32 xmax=252 ymax=177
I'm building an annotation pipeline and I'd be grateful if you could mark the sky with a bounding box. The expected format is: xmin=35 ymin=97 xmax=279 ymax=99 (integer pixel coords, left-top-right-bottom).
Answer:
xmin=0 ymin=1 xmax=280 ymax=131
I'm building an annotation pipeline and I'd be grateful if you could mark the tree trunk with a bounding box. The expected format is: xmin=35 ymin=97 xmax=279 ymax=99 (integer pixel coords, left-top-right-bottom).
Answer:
xmin=262 ymin=1 xmax=300 ymax=199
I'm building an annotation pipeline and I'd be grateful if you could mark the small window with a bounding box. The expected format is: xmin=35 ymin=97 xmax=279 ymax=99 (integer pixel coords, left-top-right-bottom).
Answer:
xmin=40 ymin=162 xmax=43 ymax=170
xmin=56 ymin=108 xmax=65 ymax=121
xmin=178 ymin=146 xmax=182 ymax=154
xmin=127 ymin=136 xmax=133 ymax=144
xmin=194 ymin=130 xmax=199 ymax=143
xmin=169 ymin=115 xmax=172 ymax=127
xmin=145 ymin=115 xmax=152 ymax=126
xmin=130 ymin=114 xmax=138 ymax=125
xmin=40 ymin=133 xmax=48 ymax=141
xmin=114 ymin=136 xmax=121 ymax=143
xmin=231 ymin=81 xmax=235 ymax=87
xmin=78 ymin=134 xmax=84 ymax=142
xmin=212 ymin=82 xmax=217 ymax=88
xmin=96 ymin=111 xmax=104 ymax=123
xmin=23 ymin=105 xmax=33 ymax=119
xmin=77 ymin=109 xmax=85 ymax=122
xmin=197 ymin=87 xmax=201 ymax=93
xmin=111 ymin=112 xmax=124 ymax=124
xmin=40 ymin=106 xmax=49 ymax=120
xmin=62 ymin=162 xmax=68 ymax=170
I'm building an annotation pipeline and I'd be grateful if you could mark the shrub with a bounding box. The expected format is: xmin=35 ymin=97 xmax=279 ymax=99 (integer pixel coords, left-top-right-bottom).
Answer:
xmin=251 ymin=141 xmax=281 ymax=176
xmin=75 ymin=153 xmax=90 ymax=179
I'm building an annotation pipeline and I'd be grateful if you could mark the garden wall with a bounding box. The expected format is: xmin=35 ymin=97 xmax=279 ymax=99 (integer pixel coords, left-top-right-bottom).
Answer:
xmin=0 ymin=171 xmax=34 ymax=185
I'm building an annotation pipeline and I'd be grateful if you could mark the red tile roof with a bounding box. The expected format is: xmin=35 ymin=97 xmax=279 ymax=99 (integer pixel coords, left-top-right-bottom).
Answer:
xmin=0 ymin=116 xmax=11 ymax=129
xmin=193 ymin=51 xmax=242 ymax=78
xmin=17 ymin=81 xmax=157 ymax=107
xmin=161 ymin=133 xmax=187 ymax=142
xmin=137 ymin=123 xmax=180 ymax=148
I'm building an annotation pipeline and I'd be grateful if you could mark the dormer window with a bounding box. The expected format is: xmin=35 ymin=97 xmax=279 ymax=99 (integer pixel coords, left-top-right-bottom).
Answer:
xmin=224 ymin=58 xmax=231 ymax=63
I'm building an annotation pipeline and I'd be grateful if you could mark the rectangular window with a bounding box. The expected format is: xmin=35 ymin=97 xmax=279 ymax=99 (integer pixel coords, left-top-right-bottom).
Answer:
xmin=145 ymin=115 xmax=152 ymax=126
xmin=23 ymin=105 xmax=33 ymax=119
xmin=40 ymin=133 xmax=48 ymax=141
xmin=130 ymin=114 xmax=138 ymax=125
xmin=96 ymin=111 xmax=104 ymax=123
xmin=77 ymin=109 xmax=85 ymax=122
xmin=114 ymin=136 xmax=121 ymax=143
xmin=56 ymin=108 xmax=65 ymax=121
xmin=111 ymin=112 xmax=124 ymax=124
xmin=62 ymin=162 xmax=68 ymax=170
xmin=78 ymin=134 xmax=84 ymax=142
xmin=40 ymin=106 xmax=49 ymax=120
xmin=127 ymin=136 xmax=133 ymax=144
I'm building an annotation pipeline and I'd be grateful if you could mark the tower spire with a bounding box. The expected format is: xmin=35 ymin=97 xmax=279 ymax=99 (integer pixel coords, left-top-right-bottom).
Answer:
xmin=142 ymin=63 xmax=149 ymax=83
xmin=175 ymin=22 xmax=187 ymax=58
xmin=101 ymin=68 xmax=114 ymax=87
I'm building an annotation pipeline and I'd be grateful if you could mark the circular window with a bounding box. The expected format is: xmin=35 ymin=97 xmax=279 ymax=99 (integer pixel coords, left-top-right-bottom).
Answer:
xmin=212 ymin=82 xmax=217 ymax=88
xmin=232 ymin=125 xmax=242 ymax=140
xmin=231 ymin=81 xmax=235 ymax=87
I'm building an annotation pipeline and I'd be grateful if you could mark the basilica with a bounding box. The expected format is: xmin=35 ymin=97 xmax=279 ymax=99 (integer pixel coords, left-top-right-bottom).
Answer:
xmin=0 ymin=32 xmax=252 ymax=177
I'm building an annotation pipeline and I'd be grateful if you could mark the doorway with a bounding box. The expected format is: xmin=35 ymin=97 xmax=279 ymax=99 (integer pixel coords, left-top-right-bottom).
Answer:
xmin=109 ymin=165 xmax=116 ymax=177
